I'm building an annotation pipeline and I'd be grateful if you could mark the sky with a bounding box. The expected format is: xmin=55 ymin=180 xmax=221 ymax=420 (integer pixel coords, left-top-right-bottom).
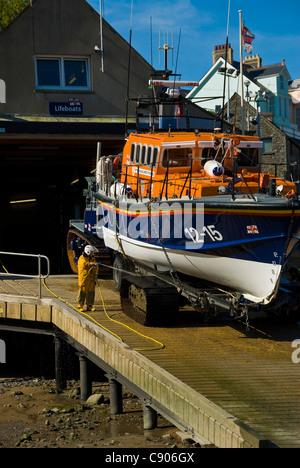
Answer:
xmin=87 ymin=0 xmax=300 ymax=83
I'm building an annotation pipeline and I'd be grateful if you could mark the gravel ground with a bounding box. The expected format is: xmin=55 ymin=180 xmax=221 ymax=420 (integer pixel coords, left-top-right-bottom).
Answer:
xmin=0 ymin=377 xmax=202 ymax=449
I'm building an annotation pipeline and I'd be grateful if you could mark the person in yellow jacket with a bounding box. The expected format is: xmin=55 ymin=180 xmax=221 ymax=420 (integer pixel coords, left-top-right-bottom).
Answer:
xmin=77 ymin=245 xmax=99 ymax=312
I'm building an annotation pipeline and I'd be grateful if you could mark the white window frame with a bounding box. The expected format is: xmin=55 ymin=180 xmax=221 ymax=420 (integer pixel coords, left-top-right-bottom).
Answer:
xmin=262 ymin=138 xmax=272 ymax=154
xmin=35 ymin=55 xmax=91 ymax=91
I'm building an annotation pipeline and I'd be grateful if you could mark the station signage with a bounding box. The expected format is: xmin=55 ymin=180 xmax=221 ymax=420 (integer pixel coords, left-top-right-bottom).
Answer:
xmin=49 ymin=98 xmax=83 ymax=116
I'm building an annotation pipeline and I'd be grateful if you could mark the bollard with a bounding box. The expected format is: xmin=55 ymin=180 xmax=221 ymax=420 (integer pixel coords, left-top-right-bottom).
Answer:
xmin=79 ymin=355 xmax=92 ymax=401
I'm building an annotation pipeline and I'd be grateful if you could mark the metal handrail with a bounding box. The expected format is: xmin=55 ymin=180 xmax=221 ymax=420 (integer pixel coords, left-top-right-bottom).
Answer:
xmin=0 ymin=251 xmax=50 ymax=299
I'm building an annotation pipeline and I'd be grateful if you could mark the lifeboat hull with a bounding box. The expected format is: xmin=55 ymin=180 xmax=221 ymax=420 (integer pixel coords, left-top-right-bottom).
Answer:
xmin=96 ymin=194 xmax=300 ymax=305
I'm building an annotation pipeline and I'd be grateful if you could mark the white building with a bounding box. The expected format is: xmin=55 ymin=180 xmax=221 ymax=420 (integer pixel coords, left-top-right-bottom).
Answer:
xmin=187 ymin=44 xmax=294 ymax=135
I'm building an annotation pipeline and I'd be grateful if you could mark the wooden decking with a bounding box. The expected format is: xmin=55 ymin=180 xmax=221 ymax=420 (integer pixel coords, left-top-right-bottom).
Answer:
xmin=1 ymin=275 xmax=300 ymax=447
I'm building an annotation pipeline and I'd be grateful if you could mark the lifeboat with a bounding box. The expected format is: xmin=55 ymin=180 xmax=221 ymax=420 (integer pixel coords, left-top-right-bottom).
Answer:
xmin=68 ymin=79 xmax=300 ymax=324
xmin=94 ymin=129 xmax=300 ymax=306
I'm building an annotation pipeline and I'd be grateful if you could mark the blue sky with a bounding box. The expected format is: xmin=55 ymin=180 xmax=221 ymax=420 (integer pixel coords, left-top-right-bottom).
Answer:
xmin=87 ymin=0 xmax=300 ymax=82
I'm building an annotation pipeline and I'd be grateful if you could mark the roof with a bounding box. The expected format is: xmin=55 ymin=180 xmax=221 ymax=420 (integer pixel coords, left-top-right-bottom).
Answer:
xmin=289 ymin=79 xmax=300 ymax=90
xmin=248 ymin=64 xmax=288 ymax=80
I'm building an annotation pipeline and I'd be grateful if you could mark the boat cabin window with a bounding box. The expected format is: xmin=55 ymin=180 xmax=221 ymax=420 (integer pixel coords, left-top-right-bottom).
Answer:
xmin=130 ymin=142 xmax=136 ymax=163
xmin=238 ymin=147 xmax=259 ymax=167
xmin=141 ymin=144 xmax=147 ymax=165
xmin=146 ymin=145 xmax=153 ymax=165
xmin=162 ymin=147 xmax=192 ymax=168
xmin=152 ymin=147 xmax=159 ymax=168
xmin=135 ymin=144 xmax=141 ymax=164
xmin=201 ymin=146 xmax=258 ymax=167
xmin=130 ymin=142 xmax=159 ymax=168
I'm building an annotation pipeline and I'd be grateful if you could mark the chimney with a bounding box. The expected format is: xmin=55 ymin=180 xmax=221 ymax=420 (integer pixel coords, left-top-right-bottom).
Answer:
xmin=213 ymin=44 xmax=233 ymax=65
xmin=243 ymin=55 xmax=262 ymax=70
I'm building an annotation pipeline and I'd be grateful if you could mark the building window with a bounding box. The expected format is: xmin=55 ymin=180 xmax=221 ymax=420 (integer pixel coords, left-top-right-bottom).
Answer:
xmin=279 ymin=75 xmax=284 ymax=90
xmin=262 ymin=138 xmax=272 ymax=153
xmin=35 ymin=56 xmax=91 ymax=90
xmin=279 ymin=97 xmax=283 ymax=116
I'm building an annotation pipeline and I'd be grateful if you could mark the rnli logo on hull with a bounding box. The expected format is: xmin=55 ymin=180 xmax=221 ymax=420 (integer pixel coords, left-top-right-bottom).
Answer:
xmin=247 ymin=225 xmax=259 ymax=234
xmin=0 ymin=79 xmax=6 ymax=103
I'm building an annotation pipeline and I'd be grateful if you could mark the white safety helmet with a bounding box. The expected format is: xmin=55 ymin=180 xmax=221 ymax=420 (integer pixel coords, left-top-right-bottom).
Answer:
xmin=84 ymin=245 xmax=94 ymax=256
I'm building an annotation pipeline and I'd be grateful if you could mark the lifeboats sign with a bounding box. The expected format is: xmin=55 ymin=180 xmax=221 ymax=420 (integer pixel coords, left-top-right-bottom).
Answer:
xmin=49 ymin=98 xmax=82 ymax=116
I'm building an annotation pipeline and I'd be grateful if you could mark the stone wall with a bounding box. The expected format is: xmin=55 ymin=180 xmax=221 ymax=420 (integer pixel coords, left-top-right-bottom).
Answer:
xmin=226 ymin=94 xmax=290 ymax=180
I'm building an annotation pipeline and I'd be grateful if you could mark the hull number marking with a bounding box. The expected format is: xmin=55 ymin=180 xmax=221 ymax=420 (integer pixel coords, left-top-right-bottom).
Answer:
xmin=185 ymin=225 xmax=223 ymax=243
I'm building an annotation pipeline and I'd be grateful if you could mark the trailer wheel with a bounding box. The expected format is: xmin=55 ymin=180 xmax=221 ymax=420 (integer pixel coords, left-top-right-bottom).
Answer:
xmin=113 ymin=255 xmax=128 ymax=291
xmin=120 ymin=276 xmax=179 ymax=326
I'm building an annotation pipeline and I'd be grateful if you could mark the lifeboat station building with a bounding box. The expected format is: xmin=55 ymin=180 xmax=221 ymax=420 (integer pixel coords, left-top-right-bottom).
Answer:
xmin=0 ymin=0 xmax=156 ymax=272
xmin=0 ymin=0 xmax=222 ymax=273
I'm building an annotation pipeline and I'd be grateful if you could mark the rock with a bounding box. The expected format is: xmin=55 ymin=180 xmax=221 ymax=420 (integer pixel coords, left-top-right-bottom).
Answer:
xmin=10 ymin=391 xmax=24 ymax=396
xmin=85 ymin=393 xmax=105 ymax=405
xmin=15 ymin=432 xmax=32 ymax=447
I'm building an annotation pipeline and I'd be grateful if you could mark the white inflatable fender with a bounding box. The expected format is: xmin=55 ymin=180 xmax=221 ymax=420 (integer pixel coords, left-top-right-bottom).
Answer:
xmin=204 ymin=160 xmax=224 ymax=177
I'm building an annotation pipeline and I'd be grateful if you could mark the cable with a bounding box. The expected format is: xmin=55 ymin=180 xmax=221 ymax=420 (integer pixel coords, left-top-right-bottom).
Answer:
xmin=96 ymin=279 xmax=165 ymax=351
xmin=42 ymin=277 xmax=123 ymax=342
xmin=43 ymin=276 xmax=165 ymax=351
xmin=0 ymin=256 xmax=165 ymax=351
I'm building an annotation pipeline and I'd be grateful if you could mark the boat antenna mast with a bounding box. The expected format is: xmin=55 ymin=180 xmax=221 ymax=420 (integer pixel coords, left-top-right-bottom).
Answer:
xmin=99 ymin=0 xmax=104 ymax=72
xmin=159 ymin=30 xmax=174 ymax=73
xmin=125 ymin=0 xmax=134 ymax=138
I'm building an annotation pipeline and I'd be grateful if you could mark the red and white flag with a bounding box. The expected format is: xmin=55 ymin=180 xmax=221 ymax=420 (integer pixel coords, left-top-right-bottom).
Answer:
xmin=242 ymin=23 xmax=255 ymax=53
xmin=247 ymin=225 xmax=259 ymax=234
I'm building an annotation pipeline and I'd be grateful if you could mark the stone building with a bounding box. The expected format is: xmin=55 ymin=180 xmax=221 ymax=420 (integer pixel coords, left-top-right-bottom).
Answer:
xmin=226 ymin=93 xmax=300 ymax=183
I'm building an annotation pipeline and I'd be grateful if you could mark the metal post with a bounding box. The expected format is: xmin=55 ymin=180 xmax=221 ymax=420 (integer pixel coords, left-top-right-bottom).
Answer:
xmin=143 ymin=404 xmax=157 ymax=430
xmin=38 ymin=254 xmax=41 ymax=299
xmin=54 ymin=336 xmax=67 ymax=392
xmin=79 ymin=355 xmax=92 ymax=401
xmin=239 ymin=10 xmax=245 ymax=135
xmin=109 ymin=378 xmax=123 ymax=415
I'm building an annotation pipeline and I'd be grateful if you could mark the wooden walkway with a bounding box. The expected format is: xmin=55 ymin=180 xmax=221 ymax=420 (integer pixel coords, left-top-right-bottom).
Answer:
xmin=1 ymin=275 xmax=300 ymax=447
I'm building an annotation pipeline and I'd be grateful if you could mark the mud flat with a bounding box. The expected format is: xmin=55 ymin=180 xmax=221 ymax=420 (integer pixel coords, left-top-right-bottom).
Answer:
xmin=0 ymin=377 xmax=204 ymax=449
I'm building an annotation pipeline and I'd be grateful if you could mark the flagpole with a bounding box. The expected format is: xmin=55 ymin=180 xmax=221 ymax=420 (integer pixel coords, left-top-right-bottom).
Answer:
xmin=239 ymin=10 xmax=245 ymax=134
xmin=221 ymin=0 xmax=231 ymax=130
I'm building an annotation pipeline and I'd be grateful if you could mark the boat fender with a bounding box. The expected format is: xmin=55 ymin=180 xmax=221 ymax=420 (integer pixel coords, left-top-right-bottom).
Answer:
xmin=96 ymin=156 xmax=106 ymax=186
xmin=110 ymin=182 xmax=133 ymax=197
xmin=110 ymin=181 xmax=125 ymax=197
xmin=204 ymin=160 xmax=224 ymax=177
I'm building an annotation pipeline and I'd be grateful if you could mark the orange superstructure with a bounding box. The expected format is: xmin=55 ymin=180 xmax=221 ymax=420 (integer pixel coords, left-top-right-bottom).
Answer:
xmin=119 ymin=130 xmax=296 ymax=200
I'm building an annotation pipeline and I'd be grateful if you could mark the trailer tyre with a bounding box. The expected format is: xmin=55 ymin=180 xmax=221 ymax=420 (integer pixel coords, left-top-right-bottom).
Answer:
xmin=113 ymin=255 xmax=128 ymax=291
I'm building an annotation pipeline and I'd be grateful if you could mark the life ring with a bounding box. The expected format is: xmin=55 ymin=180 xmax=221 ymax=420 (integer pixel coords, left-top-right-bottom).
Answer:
xmin=113 ymin=156 xmax=121 ymax=177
